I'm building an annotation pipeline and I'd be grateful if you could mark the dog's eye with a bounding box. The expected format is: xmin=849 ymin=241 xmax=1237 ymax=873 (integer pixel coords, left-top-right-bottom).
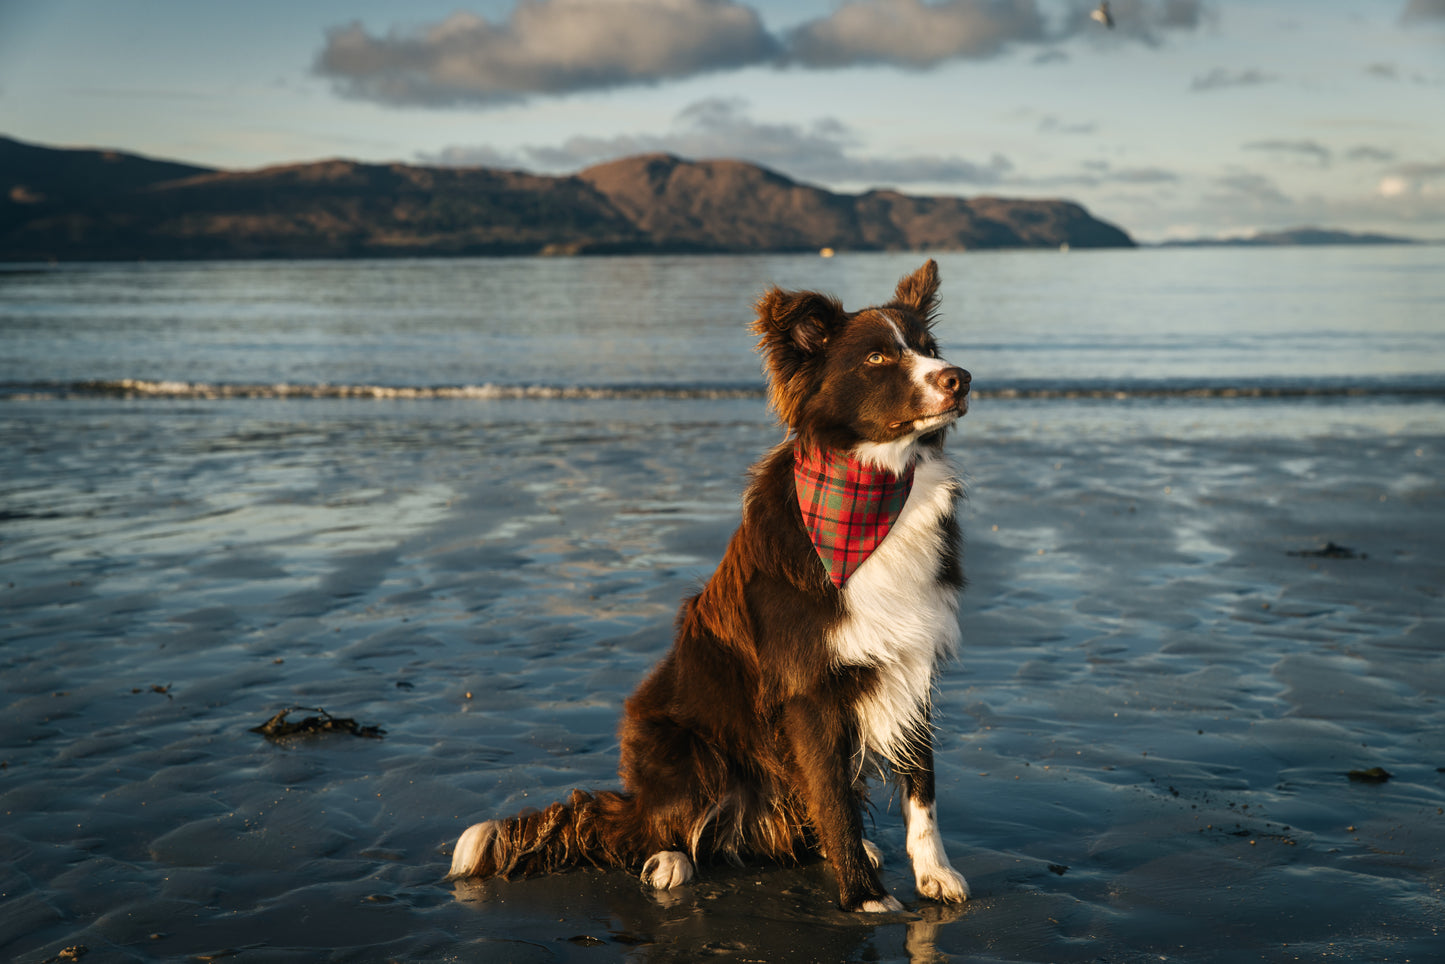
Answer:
xmin=866 ymin=352 xmax=887 ymax=365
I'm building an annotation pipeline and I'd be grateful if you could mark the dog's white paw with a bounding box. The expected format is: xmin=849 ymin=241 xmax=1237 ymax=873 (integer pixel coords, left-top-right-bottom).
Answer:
xmin=641 ymin=850 xmax=695 ymax=890
xmin=858 ymin=894 xmax=905 ymax=913
xmin=916 ymin=866 xmax=970 ymax=903
xmin=448 ymin=820 xmax=501 ymax=879
xmin=862 ymin=838 xmax=884 ymax=869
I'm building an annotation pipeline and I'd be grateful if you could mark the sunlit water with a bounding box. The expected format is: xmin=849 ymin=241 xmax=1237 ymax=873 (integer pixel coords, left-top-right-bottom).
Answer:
xmin=4 ymin=246 xmax=1444 ymax=400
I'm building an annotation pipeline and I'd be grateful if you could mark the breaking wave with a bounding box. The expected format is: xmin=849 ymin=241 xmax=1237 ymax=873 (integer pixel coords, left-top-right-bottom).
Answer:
xmin=4 ymin=377 xmax=1444 ymax=402
xmin=3 ymin=379 xmax=764 ymax=401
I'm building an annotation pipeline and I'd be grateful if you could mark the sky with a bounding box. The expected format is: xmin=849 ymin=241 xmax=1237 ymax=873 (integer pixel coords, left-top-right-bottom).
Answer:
xmin=1 ymin=0 xmax=1442 ymax=241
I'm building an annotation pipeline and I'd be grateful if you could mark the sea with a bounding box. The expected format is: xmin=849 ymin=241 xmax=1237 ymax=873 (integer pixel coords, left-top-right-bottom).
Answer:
xmin=2 ymin=246 xmax=1443 ymax=962
xmin=3 ymin=245 xmax=1443 ymax=409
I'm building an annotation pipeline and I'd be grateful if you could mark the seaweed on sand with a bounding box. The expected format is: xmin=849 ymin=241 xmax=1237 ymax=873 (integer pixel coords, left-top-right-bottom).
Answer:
xmin=250 ymin=706 xmax=385 ymax=741
xmin=1288 ymin=541 xmax=1366 ymax=559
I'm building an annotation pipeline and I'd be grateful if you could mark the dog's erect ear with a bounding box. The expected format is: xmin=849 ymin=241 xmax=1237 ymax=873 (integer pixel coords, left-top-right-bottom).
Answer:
xmin=891 ymin=259 xmax=940 ymax=324
xmin=752 ymin=287 xmax=846 ymax=426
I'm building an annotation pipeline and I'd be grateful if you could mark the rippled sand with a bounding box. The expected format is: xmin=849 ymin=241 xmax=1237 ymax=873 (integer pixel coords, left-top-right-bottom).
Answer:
xmin=2 ymin=397 xmax=1442 ymax=962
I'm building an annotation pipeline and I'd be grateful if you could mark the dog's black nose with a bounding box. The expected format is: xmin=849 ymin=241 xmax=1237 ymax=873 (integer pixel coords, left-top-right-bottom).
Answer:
xmin=932 ymin=366 xmax=970 ymax=395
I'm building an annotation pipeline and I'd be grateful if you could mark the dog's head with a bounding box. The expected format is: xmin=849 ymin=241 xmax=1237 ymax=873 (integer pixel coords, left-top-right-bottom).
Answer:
xmin=752 ymin=260 xmax=970 ymax=470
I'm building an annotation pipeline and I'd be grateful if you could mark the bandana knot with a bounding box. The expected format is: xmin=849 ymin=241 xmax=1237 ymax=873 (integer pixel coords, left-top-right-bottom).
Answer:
xmin=794 ymin=445 xmax=915 ymax=588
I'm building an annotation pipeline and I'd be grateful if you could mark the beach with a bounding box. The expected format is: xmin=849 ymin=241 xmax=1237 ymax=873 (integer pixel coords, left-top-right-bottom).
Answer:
xmin=3 ymin=248 xmax=1444 ymax=961
xmin=2 ymin=390 xmax=1442 ymax=963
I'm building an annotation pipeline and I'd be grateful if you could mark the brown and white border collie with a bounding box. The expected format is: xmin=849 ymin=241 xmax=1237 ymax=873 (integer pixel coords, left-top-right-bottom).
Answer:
xmin=448 ymin=260 xmax=971 ymax=912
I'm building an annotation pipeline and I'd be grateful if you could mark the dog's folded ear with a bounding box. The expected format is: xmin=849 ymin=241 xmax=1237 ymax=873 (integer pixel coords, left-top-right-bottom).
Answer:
xmin=753 ymin=288 xmax=846 ymax=356
xmin=752 ymin=287 xmax=846 ymax=426
xmin=890 ymin=259 xmax=940 ymax=324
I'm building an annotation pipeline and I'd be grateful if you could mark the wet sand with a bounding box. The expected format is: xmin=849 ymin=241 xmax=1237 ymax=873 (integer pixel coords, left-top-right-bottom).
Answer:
xmin=2 ymin=396 xmax=1443 ymax=962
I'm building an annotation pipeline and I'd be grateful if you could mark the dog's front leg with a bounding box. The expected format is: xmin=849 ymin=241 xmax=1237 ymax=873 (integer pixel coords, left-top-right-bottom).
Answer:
xmin=895 ymin=736 xmax=970 ymax=902
xmin=782 ymin=698 xmax=900 ymax=912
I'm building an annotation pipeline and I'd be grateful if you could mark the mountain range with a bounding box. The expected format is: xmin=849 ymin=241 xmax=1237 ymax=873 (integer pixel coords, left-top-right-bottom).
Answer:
xmin=0 ymin=135 xmax=1134 ymax=261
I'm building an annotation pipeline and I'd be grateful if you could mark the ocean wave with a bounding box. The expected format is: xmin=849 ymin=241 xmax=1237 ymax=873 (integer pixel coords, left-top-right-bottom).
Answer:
xmin=4 ymin=377 xmax=1444 ymax=403
xmin=4 ymin=379 xmax=765 ymax=401
xmin=981 ymin=383 xmax=1445 ymax=400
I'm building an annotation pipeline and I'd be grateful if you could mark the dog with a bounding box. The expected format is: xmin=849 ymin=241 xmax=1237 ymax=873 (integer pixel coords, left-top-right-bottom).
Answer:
xmin=448 ymin=260 xmax=971 ymax=912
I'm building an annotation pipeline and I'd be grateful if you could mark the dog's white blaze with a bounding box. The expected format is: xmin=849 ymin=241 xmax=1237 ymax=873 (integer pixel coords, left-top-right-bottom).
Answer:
xmin=884 ymin=317 xmax=910 ymax=351
xmin=905 ymin=798 xmax=969 ymax=901
xmin=828 ymin=450 xmax=960 ymax=766
xmin=908 ymin=350 xmax=958 ymax=409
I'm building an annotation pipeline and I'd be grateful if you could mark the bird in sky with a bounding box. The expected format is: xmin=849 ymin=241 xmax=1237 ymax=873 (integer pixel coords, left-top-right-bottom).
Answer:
xmin=1091 ymin=1 xmax=1115 ymax=29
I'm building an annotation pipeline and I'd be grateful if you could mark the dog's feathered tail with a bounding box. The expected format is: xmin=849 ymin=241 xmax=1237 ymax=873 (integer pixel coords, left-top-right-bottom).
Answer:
xmin=447 ymin=789 xmax=644 ymax=880
xmin=447 ymin=779 xmax=826 ymax=881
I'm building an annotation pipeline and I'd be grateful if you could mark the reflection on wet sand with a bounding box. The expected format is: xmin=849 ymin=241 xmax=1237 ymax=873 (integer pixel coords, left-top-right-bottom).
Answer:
xmin=3 ymin=398 xmax=1443 ymax=961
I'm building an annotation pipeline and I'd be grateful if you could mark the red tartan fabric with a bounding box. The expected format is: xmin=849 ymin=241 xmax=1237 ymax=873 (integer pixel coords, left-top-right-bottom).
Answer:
xmin=793 ymin=445 xmax=915 ymax=588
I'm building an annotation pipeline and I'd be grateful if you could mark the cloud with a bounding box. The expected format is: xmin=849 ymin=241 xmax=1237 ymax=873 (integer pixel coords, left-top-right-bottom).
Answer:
xmin=1243 ymin=139 xmax=1332 ymax=167
xmin=1151 ymin=153 xmax=1445 ymax=239
xmin=1363 ymin=61 xmax=1443 ymax=86
xmin=1235 ymin=141 xmax=1417 ymax=172
xmin=419 ymin=144 xmax=528 ymax=168
xmin=1014 ymin=159 xmax=1180 ymax=189
xmin=315 ymin=0 xmax=778 ymax=106
xmin=1208 ymin=172 xmax=1294 ymax=208
xmin=418 ymin=99 xmax=1201 ymax=198
xmin=1345 ymin=145 xmax=1398 ymax=163
xmin=1101 ymin=166 xmax=1180 ymax=184
xmin=783 ymin=0 xmax=1048 ymax=68
xmin=1056 ymin=0 xmax=1205 ymax=45
xmin=318 ymin=0 xmax=1206 ymax=106
xmin=1038 ymin=114 xmax=1097 ymax=134
xmin=1392 ymin=160 xmax=1445 ymax=180
xmin=1400 ymin=0 xmax=1445 ymax=23
xmin=1190 ymin=67 xmax=1278 ymax=92
xmin=1147 ymin=163 xmax=1445 ymax=241
xmin=1378 ymin=160 xmax=1445 ymax=198
xmin=776 ymin=0 xmax=1204 ymax=69
xmin=419 ymin=97 xmax=1014 ymax=187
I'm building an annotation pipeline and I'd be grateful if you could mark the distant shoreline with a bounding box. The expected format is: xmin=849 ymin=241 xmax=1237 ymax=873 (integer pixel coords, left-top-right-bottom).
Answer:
xmin=2 ymin=135 xmax=1133 ymax=262
xmin=2 ymin=234 xmax=1433 ymax=264
xmin=1151 ymin=226 xmax=1430 ymax=247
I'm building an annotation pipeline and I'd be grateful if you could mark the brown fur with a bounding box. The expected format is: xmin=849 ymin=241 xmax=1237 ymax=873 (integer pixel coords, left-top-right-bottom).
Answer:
xmin=449 ymin=261 xmax=969 ymax=911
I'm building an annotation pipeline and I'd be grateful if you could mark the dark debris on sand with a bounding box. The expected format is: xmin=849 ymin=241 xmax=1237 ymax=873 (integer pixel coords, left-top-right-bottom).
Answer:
xmin=250 ymin=706 xmax=385 ymax=741
xmin=1288 ymin=541 xmax=1367 ymax=559
xmin=1347 ymin=767 xmax=1393 ymax=783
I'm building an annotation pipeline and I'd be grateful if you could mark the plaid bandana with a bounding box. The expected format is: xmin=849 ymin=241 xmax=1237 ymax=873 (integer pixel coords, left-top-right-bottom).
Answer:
xmin=794 ymin=445 xmax=915 ymax=588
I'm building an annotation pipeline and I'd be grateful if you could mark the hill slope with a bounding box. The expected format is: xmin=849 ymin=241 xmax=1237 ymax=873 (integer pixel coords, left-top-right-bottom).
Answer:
xmin=1 ymin=136 xmax=1133 ymax=260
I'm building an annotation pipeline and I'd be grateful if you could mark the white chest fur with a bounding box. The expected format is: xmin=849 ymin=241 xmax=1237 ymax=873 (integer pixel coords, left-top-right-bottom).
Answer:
xmin=827 ymin=451 xmax=961 ymax=766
